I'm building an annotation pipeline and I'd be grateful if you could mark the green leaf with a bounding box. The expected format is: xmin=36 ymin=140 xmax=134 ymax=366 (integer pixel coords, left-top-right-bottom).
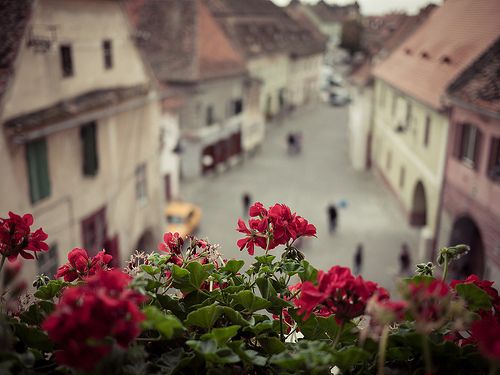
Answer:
xmin=201 ymin=325 xmax=240 ymax=346
xmin=221 ymin=306 xmax=251 ymax=326
xmin=157 ymin=294 xmax=186 ymax=317
xmin=227 ymin=341 xmax=267 ymax=366
xmin=187 ymin=340 xmax=241 ymax=364
xmin=19 ymin=301 xmax=54 ymax=325
xmin=186 ymin=261 xmax=209 ymax=290
xmin=184 ymin=303 xmax=222 ymax=329
xmin=222 ymin=260 xmax=245 ymax=274
xmin=333 ymin=347 xmax=371 ymax=370
xmin=243 ymin=320 xmax=274 ymax=336
xmin=455 ymin=283 xmax=492 ymax=312
xmin=258 ymin=337 xmax=286 ymax=354
xmin=255 ymin=255 xmax=276 ymax=265
xmin=256 ymin=277 xmax=277 ymax=300
xmin=13 ymin=323 xmax=53 ymax=351
xmin=141 ymin=264 xmax=160 ymax=276
xmin=143 ymin=306 xmax=184 ymax=339
xmin=230 ymin=290 xmax=271 ymax=313
xmin=171 ymin=265 xmax=193 ymax=292
xmin=403 ymin=275 xmax=435 ymax=285
xmin=298 ymin=260 xmax=318 ymax=282
xmin=33 ymin=280 xmax=67 ymax=300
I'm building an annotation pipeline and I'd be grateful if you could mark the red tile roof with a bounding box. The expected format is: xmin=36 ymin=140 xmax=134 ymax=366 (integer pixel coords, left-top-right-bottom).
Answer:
xmin=208 ymin=0 xmax=326 ymax=59
xmin=126 ymin=0 xmax=246 ymax=83
xmin=447 ymin=37 xmax=500 ymax=117
xmin=373 ymin=0 xmax=500 ymax=110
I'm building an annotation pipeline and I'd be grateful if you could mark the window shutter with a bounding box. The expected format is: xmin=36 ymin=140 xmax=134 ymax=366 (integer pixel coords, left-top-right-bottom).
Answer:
xmin=26 ymin=138 xmax=50 ymax=203
xmin=81 ymin=122 xmax=98 ymax=176
xmin=474 ymin=130 xmax=482 ymax=170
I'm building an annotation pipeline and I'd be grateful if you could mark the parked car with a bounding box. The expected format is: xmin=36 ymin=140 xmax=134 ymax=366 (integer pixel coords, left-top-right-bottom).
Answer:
xmin=165 ymin=201 xmax=202 ymax=238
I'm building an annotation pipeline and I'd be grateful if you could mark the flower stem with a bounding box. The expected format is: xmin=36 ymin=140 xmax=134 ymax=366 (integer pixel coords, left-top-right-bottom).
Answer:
xmin=279 ymin=309 xmax=284 ymax=342
xmin=0 ymin=256 xmax=5 ymax=274
xmin=377 ymin=325 xmax=390 ymax=375
xmin=421 ymin=334 xmax=432 ymax=375
xmin=442 ymin=253 xmax=449 ymax=281
xmin=332 ymin=323 xmax=344 ymax=349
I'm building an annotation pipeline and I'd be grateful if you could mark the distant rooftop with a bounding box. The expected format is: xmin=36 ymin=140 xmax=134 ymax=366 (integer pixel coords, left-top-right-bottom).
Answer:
xmin=373 ymin=0 xmax=500 ymax=110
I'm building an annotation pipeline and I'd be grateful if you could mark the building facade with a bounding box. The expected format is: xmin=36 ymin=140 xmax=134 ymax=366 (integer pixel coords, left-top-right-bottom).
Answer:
xmin=438 ymin=39 xmax=500 ymax=283
xmin=0 ymin=0 xmax=164 ymax=280
xmin=371 ymin=0 xmax=500 ymax=260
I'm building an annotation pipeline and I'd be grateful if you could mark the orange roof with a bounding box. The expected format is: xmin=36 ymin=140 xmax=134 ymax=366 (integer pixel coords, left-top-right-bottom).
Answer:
xmin=373 ymin=0 xmax=500 ymax=110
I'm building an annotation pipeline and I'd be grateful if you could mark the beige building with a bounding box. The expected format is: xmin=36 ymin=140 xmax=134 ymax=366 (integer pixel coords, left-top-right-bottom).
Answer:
xmin=0 ymin=0 xmax=164 ymax=280
xmin=371 ymin=0 xmax=500 ymax=260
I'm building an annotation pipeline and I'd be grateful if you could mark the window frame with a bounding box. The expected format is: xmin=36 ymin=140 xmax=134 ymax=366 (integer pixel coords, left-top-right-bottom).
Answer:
xmin=135 ymin=163 xmax=148 ymax=201
xmin=60 ymin=44 xmax=74 ymax=78
xmin=80 ymin=122 xmax=99 ymax=176
xmin=488 ymin=137 xmax=500 ymax=182
xmin=102 ymin=39 xmax=113 ymax=70
xmin=26 ymin=137 xmax=51 ymax=203
xmin=458 ymin=123 xmax=481 ymax=169
xmin=206 ymin=105 xmax=215 ymax=126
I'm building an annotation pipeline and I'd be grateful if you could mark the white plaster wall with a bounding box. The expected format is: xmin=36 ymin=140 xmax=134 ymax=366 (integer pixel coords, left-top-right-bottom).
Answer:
xmin=287 ymin=54 xmax=323 ymax=107
xmin=348 ymin=85 xmax=372 ymax=171
xmin=160 ymin=111 xmax=181 ymax=200
xmin=3 ymin=0 xmax=149 ymax=120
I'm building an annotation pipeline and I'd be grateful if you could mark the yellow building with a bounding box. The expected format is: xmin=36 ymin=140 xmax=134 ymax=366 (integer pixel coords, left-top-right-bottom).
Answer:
xmin=371 ymin=0 xmax=500 ymax=259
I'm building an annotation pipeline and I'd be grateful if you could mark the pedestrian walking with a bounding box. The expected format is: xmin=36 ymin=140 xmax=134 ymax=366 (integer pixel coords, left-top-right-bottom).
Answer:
xmin=242 ymin=193 xmax=251 ymax=216
xmin=327 ymin=204 xmax=338 ymax=233
xmin=399 ymin=243 xmax=411 ymax=275
xmin=354 ymin=243 xmax=363 ymax=274
xmin=287 ymin=133 xmax=296 ymax=154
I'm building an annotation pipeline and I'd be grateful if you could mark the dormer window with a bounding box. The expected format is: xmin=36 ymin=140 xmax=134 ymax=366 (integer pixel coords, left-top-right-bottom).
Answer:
xmin=404 ymin=48 xmax=412 ymax=55
xmin=420 ymin=51 xmax=430 ymax=59
xmin=440 ymin=55 xmax=452 ymax=64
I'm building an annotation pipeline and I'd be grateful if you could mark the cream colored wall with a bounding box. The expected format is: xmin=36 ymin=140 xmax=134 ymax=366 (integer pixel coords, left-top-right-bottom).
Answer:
xmin=348 ymin=85 xmax=372 ymax=171
xmin=287 ymin=54 xmax=323 ymax=107
xmin=248 ymin=54 xmax=289 ymax=116
xmin=372 ymin=79 xmax=448 ymax=237
xmin=2 ymin=0 xmax=149 ymax=121
xmin=0 ymin=0 xmax=163 ymax=281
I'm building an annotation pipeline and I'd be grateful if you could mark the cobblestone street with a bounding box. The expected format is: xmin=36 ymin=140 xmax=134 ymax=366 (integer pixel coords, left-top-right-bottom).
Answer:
xmin=180 ymin=102 xmax=419 ymax=291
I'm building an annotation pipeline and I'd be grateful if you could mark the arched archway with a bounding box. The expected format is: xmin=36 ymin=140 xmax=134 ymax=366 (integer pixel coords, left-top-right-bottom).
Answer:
xmin=449 ymin=216 xmax=485 ymax=278
xmin=410 ymin=181 xmax=427 ymax=227
xmin=135 ymin=229 xmax=156 ymax=254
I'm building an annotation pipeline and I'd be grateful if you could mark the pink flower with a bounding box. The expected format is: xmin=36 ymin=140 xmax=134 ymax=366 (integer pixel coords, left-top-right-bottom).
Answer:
xmin=0 ymin=212 xmax=48 ymax=261
xmin=158 ymin=232 xmax=184 ymax=254
xmin=42 ymin=269 xmax=146 ymax=371
xmin=56 ymin=248 xmax=112 ymax=282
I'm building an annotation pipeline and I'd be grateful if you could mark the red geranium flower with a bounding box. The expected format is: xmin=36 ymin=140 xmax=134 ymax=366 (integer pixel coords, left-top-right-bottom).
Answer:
xmin=42 ymin=269 xmax=146 ymax=371
xmin=158 ymin=232 xmax=184 ymax=254
xmin=471 ymin=315 xmax=500 ymax=361
xmin=56 ymin=248 xmax=112 ymax=282
xmin=0 ymin=212 xmax=48 ymax=261
xmin=295 ymin=266 xmax=385 ymax=324
xmin=451 ymin=274 xmax=500 ymax=315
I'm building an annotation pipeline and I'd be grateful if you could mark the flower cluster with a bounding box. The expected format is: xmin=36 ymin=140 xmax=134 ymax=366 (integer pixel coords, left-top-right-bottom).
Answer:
xmin=295 ymin=266 xmax=387 ymax=324
xmin=42 ymin=269 xmax=146 ymax=371
xmin=55 ymin=248 xmax=113 ymax=282
xmin=403 ymin=279 xmax=453 ymax=333
xmin=451 ymin=274 xmax=500 ymax=317
xmin=237 ymin=202 xmax=316 ymax=255
xmin=0 ymin=212 xmax=48 ymax=261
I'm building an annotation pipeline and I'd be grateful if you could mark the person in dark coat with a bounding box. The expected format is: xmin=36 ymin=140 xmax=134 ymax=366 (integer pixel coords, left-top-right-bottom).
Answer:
xmin=327 ymin=204 xmax=338 ymax=233
xmin=354 ymin=243 xmax=363 ymax=274
xmin=287 ymin=133 xmax=296 ymax=154
xmin=399 ymin=243 xmax=411 ymax=275
xmin=242 ymin=193 xmax=251 ymax=217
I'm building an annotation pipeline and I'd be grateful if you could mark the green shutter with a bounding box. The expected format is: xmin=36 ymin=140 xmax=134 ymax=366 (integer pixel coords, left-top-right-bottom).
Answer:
xmin=81 ymin=122 xmax=98 ymax=176
xmin=26 ymin=138 xmax=50 ymax=203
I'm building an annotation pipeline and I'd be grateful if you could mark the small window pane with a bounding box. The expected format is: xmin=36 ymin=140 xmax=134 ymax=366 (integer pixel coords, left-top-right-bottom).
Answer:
xmin=103 ymin=40 xmax=113 ymax=70
xmin=136 ymin=164 xmax=147 ymax=200
xmin=60 ymin=45 xmax=73 ymax=77
xmin=80 ymin=122 xmax=99 ymax=176
xmin=26 ymin=138 xmax=51 ymax=203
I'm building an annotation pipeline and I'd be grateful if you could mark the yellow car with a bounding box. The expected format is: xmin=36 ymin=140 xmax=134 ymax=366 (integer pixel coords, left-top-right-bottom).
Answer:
xmin=165 ymin=201 xmax=202 ymax=238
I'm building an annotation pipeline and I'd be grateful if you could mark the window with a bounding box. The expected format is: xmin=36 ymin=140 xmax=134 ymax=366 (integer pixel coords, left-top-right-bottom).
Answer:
xmin=80 ymin=122 xmax=99 ymax=176
xmin=102 ymin=40 xmax=113 ymax=70
xmin=81 ymin=207 xmax=107 ymax=256
xmin=424 ymin=115 xmax=431 ymax=147
xmin=458 ymin=123 xmax=481 ymax=168
xmin=26 ymin=138 xmax=51 ymax=203
xmin=60 ymin=44 xmax=74 ymax=77
xmin=37 ymin=243 xmax=59 ymax=277
xmin=399 ymin=166 xmax=405 ymax=188
xmin=228 ymin=98 xmax=243 ymax=116
xmin=488 ymin=137 xmax=500 ymax=181
xmin=206 ymin=105 xmax=215 ymax=126
xmin=135 ymin=163 xmax=147 ymax=201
